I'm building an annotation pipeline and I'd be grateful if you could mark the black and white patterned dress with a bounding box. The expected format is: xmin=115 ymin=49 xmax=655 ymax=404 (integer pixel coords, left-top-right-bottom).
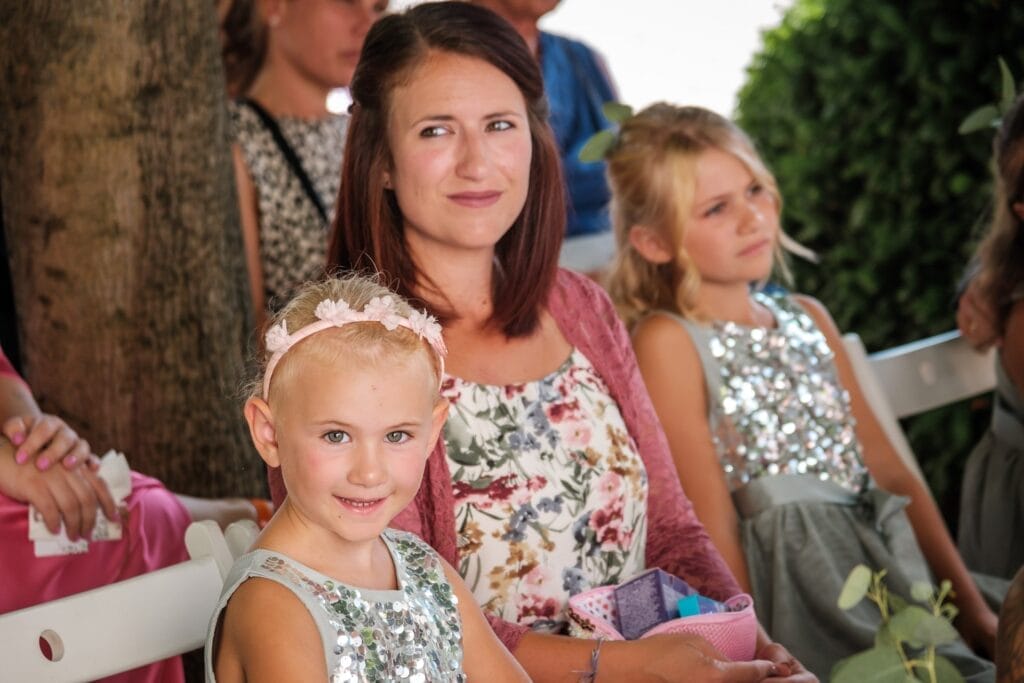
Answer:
xmin=230 ymin=101 xmax=348 ymax=312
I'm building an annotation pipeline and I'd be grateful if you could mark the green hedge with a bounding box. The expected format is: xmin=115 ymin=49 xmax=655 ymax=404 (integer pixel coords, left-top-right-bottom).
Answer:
xmin=735 ymin=0 xmax=1024 ymax=518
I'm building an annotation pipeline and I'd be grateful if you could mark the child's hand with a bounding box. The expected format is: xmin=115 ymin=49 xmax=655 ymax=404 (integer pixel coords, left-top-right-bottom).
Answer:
xmin=0 ymin=450 xmax=119 ymax=540
xmin=2 ymin=413 xmax=93 ymax=471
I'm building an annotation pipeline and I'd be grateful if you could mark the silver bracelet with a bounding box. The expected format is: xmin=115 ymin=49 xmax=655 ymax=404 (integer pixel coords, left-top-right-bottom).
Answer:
xmin=575 ymin=638 xmax=604 ymax=683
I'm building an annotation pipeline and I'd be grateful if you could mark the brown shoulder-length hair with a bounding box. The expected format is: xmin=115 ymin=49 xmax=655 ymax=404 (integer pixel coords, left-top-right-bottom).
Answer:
xmin=219 ymin=0 xmax=267 ymax=98
xmin=327 ymin=1 xmax=565 ymax=338
xmin=976 ymin=93 xmax=1024 ymax=331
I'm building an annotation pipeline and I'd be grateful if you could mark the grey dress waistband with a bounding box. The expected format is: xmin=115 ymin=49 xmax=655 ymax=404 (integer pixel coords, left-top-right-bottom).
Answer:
xmin=732 ymin=474 xmax=910 ymax=524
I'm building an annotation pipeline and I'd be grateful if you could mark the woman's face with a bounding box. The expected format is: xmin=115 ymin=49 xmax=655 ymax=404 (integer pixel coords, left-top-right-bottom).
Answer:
xmin=270 ymin=0 xmax=388 ymax=89
xmin=386 ymin=51 xmax=533 ymax=262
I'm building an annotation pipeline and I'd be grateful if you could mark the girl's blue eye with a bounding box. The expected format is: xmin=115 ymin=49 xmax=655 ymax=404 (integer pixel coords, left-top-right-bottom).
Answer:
xmin=487 ymin=120 xmax=514 ymax=132
xmin=385 ymin=431 xmax=410 ymax=444
xmin=704 ymin=201 xmax=726 ymax=217
xmin=419 ymin=125 xmax=447 ymax=138
xmin=324 ymin=430 xmax=349 ymax=444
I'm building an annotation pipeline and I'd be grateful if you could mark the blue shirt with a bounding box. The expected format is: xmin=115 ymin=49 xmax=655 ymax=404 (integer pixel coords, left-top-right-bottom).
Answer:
xmin=539 ymin=31 xmax=616 ymax=238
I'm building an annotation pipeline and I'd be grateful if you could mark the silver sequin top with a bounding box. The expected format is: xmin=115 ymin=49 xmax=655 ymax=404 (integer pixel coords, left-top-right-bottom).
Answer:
xmin=678 ymin=291 xmax=869 ymax=495
xmin=205 ymin=529 xmax=465 ymax=683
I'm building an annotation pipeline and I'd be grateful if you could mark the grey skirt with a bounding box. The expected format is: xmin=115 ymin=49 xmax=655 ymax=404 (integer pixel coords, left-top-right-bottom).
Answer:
xmin=736 ymin=474 xmax=993 ymax=681
xmin=958 ymin=366 xmax=1024 ymax=581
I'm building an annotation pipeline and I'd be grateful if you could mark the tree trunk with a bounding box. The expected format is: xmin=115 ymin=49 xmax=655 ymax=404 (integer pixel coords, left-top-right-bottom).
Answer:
xmin=0 ymin=1 xmax=264 ymax=498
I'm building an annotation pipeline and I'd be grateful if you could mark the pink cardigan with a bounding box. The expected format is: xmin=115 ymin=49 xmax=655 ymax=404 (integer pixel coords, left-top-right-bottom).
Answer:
xmin=269 ymin=269 xmax=741 ymax=651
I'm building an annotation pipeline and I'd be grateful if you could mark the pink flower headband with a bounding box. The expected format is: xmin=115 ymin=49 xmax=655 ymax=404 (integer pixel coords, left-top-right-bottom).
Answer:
xmin=262 ymin=295 xmax=447 ymax=399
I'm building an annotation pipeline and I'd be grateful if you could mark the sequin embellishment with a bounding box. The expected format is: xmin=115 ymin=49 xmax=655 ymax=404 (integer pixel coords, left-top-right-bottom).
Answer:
xmin=258 ymin=532 xmax=465 ymax=682
xmin=704 ymin=292 xmax=869 ymax=494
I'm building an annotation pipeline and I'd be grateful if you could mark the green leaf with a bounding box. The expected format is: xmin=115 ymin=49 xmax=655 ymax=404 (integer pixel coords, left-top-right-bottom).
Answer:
xmin=888 ymin=606 xmax=958 ymax=648
xmin=838 ymin=564 xmax=873 ymax=610
xmin=999 ymin=57 xmax=1016 ymax=112
xmin=889 ymin=592 xmax=908 ymax=614
xmin=958 ymin=104 xmax=1000 ymax=134
xmin=910 ymin=581 xmax=934 ymax=602
xmin=578 ymin=130 xmax=616 ymax=163
xmin=933 ymin=654 xmax=966 ymax=683
xmin=875 ymin=623 xmax=899 ymax=649
xmin=448 ymin=447 xmax=480 ymax=466
xmin=831 ymin=646 xmax=908 ymax=683
xmin=602 ymin=101 xmax=634 ymax=124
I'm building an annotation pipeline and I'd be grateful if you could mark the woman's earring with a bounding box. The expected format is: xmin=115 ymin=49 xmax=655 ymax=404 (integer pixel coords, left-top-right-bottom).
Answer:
xmin=383 ymin=175 xmax=393 ymax=190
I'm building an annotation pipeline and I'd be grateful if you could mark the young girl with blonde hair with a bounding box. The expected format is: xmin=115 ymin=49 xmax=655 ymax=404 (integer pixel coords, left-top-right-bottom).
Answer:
xmin=606 ymin=103 xmax=998 ymax=680
xmin=205 ymin=274 xmax=528 ymax=682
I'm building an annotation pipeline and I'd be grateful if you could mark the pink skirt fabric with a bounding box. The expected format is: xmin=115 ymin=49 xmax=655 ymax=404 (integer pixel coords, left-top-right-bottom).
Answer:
xmin=0 ymin=471 xmax=190 ymax=683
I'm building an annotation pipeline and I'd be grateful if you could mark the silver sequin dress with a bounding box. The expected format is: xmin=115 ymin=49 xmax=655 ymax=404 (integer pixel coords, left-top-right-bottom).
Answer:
xmin=204 ymin=529 xmax=466 ymax=682
xmin=673 ymin=291 xmax=994 ymax=681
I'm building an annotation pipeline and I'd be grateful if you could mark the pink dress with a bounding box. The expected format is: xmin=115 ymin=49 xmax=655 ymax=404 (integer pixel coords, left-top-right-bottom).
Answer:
xmin=0 ymin=348 xmax=191 ymax=683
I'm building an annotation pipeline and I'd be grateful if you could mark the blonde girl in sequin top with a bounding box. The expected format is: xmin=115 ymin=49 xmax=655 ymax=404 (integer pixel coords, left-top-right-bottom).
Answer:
xmin=205 ymin=275 xmax=528 ymax=682
xmin=606 ymin=103 xmax=999 ymax=680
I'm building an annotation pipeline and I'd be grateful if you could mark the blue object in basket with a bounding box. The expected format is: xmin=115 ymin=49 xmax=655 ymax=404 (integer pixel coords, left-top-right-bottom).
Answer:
xmin=677 ymin=594 xmax=725 ymax=618
xmin=613 ymin=568 xmax=726 ymax=639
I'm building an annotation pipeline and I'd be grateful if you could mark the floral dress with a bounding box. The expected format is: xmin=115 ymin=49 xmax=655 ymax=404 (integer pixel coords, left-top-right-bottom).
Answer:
xmin=442 ymin=349 xmax=648 ymax=633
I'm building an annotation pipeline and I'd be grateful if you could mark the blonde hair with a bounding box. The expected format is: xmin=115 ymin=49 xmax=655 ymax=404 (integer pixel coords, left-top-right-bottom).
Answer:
xmin=251 ymin=274 xmax=443 ymax=401
xmin=606 ymin=103 xmax=810 ymax=328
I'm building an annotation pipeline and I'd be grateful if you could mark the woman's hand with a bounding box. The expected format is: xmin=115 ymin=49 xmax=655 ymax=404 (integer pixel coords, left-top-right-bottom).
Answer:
xmin=2 ymin=412 xmax=94 ymax=471
xmin=0 ymin=448 xmax=119 ymax=540
xmin=755 ymin=640 xmax=818 ymax=682
xmin=600 ymin=633 xmax=788 ymax=682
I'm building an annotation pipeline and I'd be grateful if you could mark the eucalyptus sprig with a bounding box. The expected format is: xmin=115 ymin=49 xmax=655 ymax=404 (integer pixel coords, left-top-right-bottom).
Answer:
xmin=832 ymin=564 xmax=964 ymax=683
xmin=578 ymin=101 xmax=634 ymax=163
xmin=959 ymin=57 xmax=1017 ymax=134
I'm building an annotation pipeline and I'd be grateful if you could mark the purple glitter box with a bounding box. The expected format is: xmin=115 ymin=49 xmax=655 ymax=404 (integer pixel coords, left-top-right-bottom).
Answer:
xmin=613 ymin=569 xmax=716 ymax=640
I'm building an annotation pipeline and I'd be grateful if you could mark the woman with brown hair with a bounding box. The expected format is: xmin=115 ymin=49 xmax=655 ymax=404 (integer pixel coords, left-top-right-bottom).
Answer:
xmin=958 ymin=93 xmax=1024 ymax=583
xmin=287 ymin=2 xmax=815 ymax=680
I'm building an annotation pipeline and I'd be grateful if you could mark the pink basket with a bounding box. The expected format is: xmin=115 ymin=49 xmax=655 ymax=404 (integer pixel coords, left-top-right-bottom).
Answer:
xmin=567 ymin=586 xmax=758 ymax=662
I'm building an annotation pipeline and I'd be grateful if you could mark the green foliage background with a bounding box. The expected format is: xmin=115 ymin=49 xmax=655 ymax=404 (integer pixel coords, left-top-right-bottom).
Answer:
xmin=735 ymin=0 xmax=1024 ymax=521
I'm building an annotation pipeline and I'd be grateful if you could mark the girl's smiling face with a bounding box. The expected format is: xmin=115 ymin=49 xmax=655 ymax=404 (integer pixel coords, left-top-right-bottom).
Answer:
xmin=385 ymin=51 xmax=533 ymax=262
xmin=682 ymin=147 xmax=780 ymax=287
xmin=255 ymin=337 xmax=447 ymax=552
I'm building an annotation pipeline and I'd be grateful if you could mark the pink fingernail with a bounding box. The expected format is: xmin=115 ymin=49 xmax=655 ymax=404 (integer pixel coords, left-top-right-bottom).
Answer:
xmin=12 ymin=432 xmax=25 ymax=446
xmin=15 ymin=450 xmax=28 ymax=464
xmin=64 ymin=456 xmax=77 ymax=468
xmin=37 ymin=457 xmax=50 ymax=470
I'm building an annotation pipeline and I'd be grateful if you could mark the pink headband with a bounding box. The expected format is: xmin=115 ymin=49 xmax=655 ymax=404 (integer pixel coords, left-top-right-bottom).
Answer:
xmin=262 ymin=295 xmax=447 ymax=399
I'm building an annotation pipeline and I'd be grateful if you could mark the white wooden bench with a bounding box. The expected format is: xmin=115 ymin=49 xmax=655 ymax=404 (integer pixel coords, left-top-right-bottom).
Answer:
xmin=842 ymin=330 xmax=997 ymax=478
xmin=0 ymin=518 xmax=259 ymax=682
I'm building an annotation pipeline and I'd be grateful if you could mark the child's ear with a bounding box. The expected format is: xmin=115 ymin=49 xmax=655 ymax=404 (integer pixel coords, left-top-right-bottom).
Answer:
xmin=628 ymin=225 xmax=675 ymax=265
xmin=427 ymin=399 xmax=450 ymax=453
xmin=244 ymin=397 xmax=282 ymax=468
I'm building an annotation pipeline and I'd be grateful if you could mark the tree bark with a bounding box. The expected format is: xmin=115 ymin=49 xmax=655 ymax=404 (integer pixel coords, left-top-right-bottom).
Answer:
xmin=0 ymin=1 xmax=264 ymax=498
